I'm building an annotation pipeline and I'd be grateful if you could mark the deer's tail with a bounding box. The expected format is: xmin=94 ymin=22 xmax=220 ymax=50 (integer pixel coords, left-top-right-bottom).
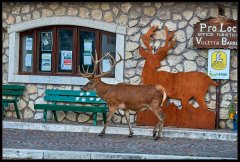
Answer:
xmin=209 ymin=79 xmax=219 ymax=87
xmin=156 ymin=85 xmax=167 ymax=107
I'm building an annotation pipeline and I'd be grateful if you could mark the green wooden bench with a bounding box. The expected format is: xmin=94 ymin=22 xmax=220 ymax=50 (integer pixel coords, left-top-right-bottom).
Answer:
xmin=34 ymin=89 xmax=108 ymax=126
xmin=2 ymin=84 xmax=26 ymax=119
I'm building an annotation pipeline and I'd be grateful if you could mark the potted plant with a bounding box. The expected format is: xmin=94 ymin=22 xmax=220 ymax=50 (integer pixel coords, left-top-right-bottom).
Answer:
xmin=229 ymin=96 xmax=238 ymax=132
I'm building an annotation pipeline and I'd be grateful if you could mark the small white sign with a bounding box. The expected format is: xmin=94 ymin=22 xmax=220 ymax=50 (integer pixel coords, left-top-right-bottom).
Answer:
xmin=41 ymin=53 xmax=51 ymax=71
xmin=102 ymin=59 xmax=111 ymax=72
xmin=61 ymin=51 xmax=72 ymax=70
xmin=83 ymin=39 xmax=92 ymax=65
xmin=84 ymin=54 xmax=92 ymax=65
xmin=25 ymin=54 xmax=32 ymax=67
xmin=208 ymin=49 xmax=230 ymax=79
xmin=26 ymin=37 xmax=33 ymax=50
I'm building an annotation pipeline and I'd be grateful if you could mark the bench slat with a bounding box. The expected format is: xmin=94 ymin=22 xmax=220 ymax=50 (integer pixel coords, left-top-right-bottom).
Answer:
xmin=2 ymin=101 xmax=11 ymax=107
xmin=34 ymin=104 xmax=108 ymax=112
xmin=2 ymin=85 xmax=25 ymax=119
xmin=44 ymin=95 xmax=107 ymax=104
xmin=46 ymin=89 xmax=97 ymax=97
xmin=2 ymin=85 xmax=25 ymax=90
xmin=34 ymin=89 xmax=108 ymax=125
xmin=2 ymin=90 xmax=24 ymax=96
xmin=2 ymin=99 xmax=16 ymax=102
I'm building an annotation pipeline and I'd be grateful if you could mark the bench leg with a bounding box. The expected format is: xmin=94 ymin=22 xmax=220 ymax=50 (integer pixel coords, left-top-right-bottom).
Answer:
xmin=13 ymin=101 xmax=20 ymax=119
xmin=53 ymin=110 xmax=58 ymax=122
xmin=2 ymin=106 xmax=6 ymax=118
xmin=43 ymin=110 xmax=47 ymax=123
xmin=93 ymin=113 xmax=97 ymax=126
xmin=103 ymin=113 xmax=107 ymax=124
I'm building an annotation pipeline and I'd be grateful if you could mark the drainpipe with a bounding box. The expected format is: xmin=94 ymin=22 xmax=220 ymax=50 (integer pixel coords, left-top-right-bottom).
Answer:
xmin=215 ymin=4 xmax=224 ymax=129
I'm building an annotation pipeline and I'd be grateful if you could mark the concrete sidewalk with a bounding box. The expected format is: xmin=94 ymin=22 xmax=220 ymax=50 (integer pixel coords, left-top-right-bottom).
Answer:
xmin=2 ymin=120 xmax=238 ymax=159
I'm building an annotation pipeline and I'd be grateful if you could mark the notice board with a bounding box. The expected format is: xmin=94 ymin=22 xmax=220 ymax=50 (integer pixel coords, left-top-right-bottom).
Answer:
xmin=193 ymin=15 xmax=237 ymax=49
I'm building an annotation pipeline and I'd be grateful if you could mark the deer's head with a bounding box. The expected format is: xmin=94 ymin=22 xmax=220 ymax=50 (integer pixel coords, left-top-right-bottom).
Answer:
xmin=80 ymin=50 xmax=122 ymax=91
xmin=139 ymin=26 xmax=176 ymax=69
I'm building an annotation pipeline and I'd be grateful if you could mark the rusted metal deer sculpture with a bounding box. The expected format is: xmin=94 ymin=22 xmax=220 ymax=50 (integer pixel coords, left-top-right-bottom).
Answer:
xmin=138 ymin=26 xmax=218 ymax=128
xmin=80 ymin=51 xmax=167 ymax=140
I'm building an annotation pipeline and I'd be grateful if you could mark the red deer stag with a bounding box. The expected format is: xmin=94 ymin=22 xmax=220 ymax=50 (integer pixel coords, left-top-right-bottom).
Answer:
xmin=80 ymin=51 xmax=167 ymax=140
xmin=138 ymin=26 xmax=218 ymax=128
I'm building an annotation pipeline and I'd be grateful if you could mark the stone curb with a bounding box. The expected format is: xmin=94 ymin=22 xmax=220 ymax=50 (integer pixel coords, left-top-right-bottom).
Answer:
xmin=2 ymin=148 xmax=237 ymax=160
xmin=3 ymin=121 xmax=237 ymax=141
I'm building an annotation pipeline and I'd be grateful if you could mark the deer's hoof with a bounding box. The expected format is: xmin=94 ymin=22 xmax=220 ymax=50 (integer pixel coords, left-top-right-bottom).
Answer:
xmin=152 ymin=131 xmax=156 ymax=137
xmin=128 ymin=134 xmax=133 ymax=138
xmin=153 ymin=136 xmax=160 ymax=140
xmin=98 ymin=133 xmax=104 ymax=136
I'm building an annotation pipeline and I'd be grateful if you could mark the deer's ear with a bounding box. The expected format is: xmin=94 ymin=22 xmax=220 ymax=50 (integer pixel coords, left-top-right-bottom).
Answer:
xmin=139 ymin=47 xmax=149 ymax=59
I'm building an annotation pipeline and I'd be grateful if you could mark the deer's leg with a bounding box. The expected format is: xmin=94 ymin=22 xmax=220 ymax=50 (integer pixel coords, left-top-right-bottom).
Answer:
xmin=150 ymin=108 xmax=165 ymax=140
xmin=99 ymin=106 xmax=117 ymax=136
xmin=158 ymin=110 xmax=165 ymax=138
xmin=123 ymin=109 xmax=134 ymax=137
xmin=153 ymin=122 xmax=160 ymax=137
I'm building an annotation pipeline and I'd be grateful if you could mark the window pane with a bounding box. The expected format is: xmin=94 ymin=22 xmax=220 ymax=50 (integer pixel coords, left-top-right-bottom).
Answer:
xmin=39 ymin=31 xmax=53 ymax=72
xmin=58 ymin=29 xmax=73 ymax=72
xmin=79 ymin=31 xmax=95 ymax=73
xmin=21 ymin=34 xmax=34 ymax=72
xmin=101 ymin=34 xmax=116 ymax=76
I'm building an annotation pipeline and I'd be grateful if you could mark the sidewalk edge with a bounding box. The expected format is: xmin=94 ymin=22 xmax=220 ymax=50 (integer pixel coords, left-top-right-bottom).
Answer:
xmin=3 ymin=148 xmax=237 ymax=160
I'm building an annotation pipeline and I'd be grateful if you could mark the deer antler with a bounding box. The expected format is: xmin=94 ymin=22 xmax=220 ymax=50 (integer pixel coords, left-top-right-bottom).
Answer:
xmin=156 ymin=26 xmax=176 ymax=60
xmin=79 ymin=50 xmax=99 ymax=78
xmin=94 ymin=52 xmax=122 ymax=78
xmin=141 ymin=25 xmax=158 ymax=54
xmin=79 ymin=50 xmax=123 ymax=78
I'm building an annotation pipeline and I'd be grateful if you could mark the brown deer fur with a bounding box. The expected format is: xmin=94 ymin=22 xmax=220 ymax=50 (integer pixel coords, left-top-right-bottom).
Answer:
xmin=137 ymin=26 xmax=218 ymax=128
xmin=80 ymin=52 xmax=167 ymax=140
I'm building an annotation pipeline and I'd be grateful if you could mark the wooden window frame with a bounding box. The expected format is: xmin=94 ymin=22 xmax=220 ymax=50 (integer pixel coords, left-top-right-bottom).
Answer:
xmin=99 ymin=31 xmax=116 ymax=78
xmin=35 ymin=26 xmax=55 ymax=75
xmin=19 ymin=30 xmax=35 ymax=75
xmin=18 ymin=25 xmax=116 ymax=78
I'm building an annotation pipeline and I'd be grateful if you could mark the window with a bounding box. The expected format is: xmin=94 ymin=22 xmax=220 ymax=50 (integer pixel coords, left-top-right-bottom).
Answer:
xmin=8 ymin=17 xmax=126 ymax=85
xmin=19 ymin=26 xmax=117 ymax=77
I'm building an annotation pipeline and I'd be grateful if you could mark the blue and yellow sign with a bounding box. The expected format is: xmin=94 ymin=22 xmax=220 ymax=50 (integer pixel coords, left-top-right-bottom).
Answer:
xmin=208 ymin=49 xmax=230 ymax=79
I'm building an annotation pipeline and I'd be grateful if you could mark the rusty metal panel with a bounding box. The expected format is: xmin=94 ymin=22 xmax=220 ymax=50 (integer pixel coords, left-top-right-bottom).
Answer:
xmin=193 ymin=16 xmax=237 ymax=49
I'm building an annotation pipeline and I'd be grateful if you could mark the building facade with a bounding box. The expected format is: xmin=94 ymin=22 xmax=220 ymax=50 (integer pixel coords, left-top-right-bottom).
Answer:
xmin=2 ymin=2 xmax=238 ymax=129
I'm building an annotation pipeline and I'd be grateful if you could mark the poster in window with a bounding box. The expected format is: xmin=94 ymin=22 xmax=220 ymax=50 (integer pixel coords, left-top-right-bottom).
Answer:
xmin=41 ymin=32 xmax=52 ymax=51
xmin=61 ymin=50 xmax=72 ymax=70
xmin=25 ymin=54 xmax=32 ymax=67
xmin=26 ymin=37 xmax=33 ymax=51
xmin=83 ymin=39 xmax=92 ymax=65
xmin=102 ymin=59 xmax=111 ymax=72
xmin=41 ymin=53 xmax=51 ymax=71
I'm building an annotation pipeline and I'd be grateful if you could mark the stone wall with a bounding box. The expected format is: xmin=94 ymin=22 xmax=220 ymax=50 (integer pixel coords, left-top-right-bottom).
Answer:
xmin=2 ymin=2 xmax=238 ymax=129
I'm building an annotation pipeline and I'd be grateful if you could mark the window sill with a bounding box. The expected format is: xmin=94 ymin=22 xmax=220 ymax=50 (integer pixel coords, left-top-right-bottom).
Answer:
xmin=8 ymin=74 xmax=122 ymax=85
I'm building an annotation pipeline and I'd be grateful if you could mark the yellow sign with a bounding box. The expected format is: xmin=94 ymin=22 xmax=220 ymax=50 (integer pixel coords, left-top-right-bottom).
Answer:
xmin=211 ymin=50 xmax=227 ymax=70
xmin=208 ymin=49 xmax=230 ymax=79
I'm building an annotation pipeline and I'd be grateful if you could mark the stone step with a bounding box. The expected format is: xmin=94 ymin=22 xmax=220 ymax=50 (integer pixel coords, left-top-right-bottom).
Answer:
xmin=3 ymin=148 xmax=236 ymax=160
xmin=3 ymin=120 xmax=237 ymax=141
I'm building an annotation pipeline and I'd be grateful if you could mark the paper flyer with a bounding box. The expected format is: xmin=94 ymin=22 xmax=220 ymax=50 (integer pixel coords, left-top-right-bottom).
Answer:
xmin=41 ymin=53 xmax=51 ymax=71
xmin=61 ymin=51 xmax=72 ymax=70
xmin=83 ymin=39 xmax=92 ymax=65
xmin=102 ymin=59 xmax=111 ymax=72
xmin=26 ymin=37 xmax=33 ymax=51
xmin=25 ymin=54 xmax=32 ymax=67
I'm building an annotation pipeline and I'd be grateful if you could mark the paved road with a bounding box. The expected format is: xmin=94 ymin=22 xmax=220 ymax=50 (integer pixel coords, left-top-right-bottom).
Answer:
xmin=2 ymin=128 xmax=237 ymax=159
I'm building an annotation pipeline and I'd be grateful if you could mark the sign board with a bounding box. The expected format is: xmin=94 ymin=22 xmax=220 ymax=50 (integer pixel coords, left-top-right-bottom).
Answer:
xmin=193 ymin=16 xmax=237 ymax=49
xmin=208 ymin=49 xmax=230 ymax=79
